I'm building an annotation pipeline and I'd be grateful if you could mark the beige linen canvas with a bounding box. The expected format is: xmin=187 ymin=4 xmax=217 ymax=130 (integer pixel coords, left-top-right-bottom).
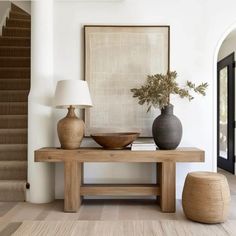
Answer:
xmin=85 ymin=26 xmax=169 ymax=137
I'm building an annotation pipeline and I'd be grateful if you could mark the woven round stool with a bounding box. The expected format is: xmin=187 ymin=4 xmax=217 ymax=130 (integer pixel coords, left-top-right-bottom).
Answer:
xmin=182 ymin=171 xmax=231 ymax=224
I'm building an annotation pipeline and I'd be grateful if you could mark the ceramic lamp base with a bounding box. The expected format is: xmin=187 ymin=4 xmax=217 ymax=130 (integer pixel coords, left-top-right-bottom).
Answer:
xmin=57 ymin=106 xmax=84 ymax=149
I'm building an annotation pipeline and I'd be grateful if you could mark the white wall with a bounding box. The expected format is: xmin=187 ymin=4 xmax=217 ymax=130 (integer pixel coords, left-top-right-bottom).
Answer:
xmin=218 ymin=31 xmax=236 ymax=61
xmin=12 ymin=1 xmax=31 ymax=14
xmin=0 ymin=1 xmax=9 ymax=21
xmin=28 ymin=0 xmax=55 ymax=203
xmin=50 ymin=0 xmax=236 ymax=199
xmin=0 ymin=1 xmax=10 ymax=35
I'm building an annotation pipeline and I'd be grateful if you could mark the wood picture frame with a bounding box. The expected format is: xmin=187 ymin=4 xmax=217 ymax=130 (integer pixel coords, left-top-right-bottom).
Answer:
xmin=84 ymin=25 xmax=170 ymax=137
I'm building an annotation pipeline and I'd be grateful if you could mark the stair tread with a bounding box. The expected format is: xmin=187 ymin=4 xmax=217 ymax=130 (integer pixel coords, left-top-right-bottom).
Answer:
xmin=0 ymin=67 xmax=30 ymax=69
xmin=0 ymin=114 xmax=27 ymax=118
xmin=0 ymin=103 xmax=27 ymax=115
xmin=0 ymin=47 xmax=30 ymax=56
xmin=0 ymin=90 xmax=28 ymax=102
xmin=0 ymin=78 xmax=30 ymax=80
xmin=0 ymin=127 xmax=27 ymax=129
xmin=0 ymin=160 xmax=27 ymax=166
xmin=10 ymin=10 xmax=29 ymax=16
xmin=0 ymin=90 xmax=28 ymax=92
xmin=0 ymin=179 xmax=26 ymax=201
xmin=0 ymin=37 xmax=30 ymax=47
xmin=0 ymin=58 xmax=30 ymax=68
xmin=3 ymin=27 xmax=30 ymax=30
xmin=0 ymin=101 xmax=27 ymax=104
xmin=0 ymin=50 xmax=30 ymax=57
xmin=0 ymin=179 xmax=26 ymax=190
xmin=10 ymin=13 xmax=30 ymax=18
xmin=6 ymin=18 xmax=30 ymax=28
xmin=0 ymin=161 xmax=27 ymax=181
xmin=0 ymin=46 xmax=30 ymax=49
xmin=7 ymin=18 xmax=30 ymax=23
xmin=0 ymin=56 xmax=30 ymax=59
xmin=0 ymin=115 xmax=27 ymax=122
xmin=9 ymin=12 xmax=30 ymax=20
xmin=0 ymin=179 xmax=26 ymax=187
xmin=0 ymin=144 xmax=27 ymax=150
xmin=0 ymin=129 xmax=27 ymax=134
xmin=0 ymin=80 xmax=30 ymax=91
xmin=0 ymin=36 xmax=30 ymax=39
xmin=0 ymin=90 xmax=29 ymax=92
xmin=0 ymin=144 xmax=27 ymax=161
xmin=2 ymin=27 xmax=31 ymax=37
xmin=0 ymin=161 xmax=27 ymax=180
xmin=0 ymin=114 xmax=27 ymax=128
xmin=10 ymin=9 xmax=30 ymax=18
xmin=0 ymin=179 xmax=26 ymax=183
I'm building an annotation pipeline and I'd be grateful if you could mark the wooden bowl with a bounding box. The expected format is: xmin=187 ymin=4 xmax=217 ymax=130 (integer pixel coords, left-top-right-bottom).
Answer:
xmin=91 ymin=132 xmax=140 ymax=149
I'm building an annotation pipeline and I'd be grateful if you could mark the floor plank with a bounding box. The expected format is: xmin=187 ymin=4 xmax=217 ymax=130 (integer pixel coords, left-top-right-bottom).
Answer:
xmin=11 ymin=220 xmax=236 ymax=236
xmin=0 ymin=168 xmax=234 ymax=235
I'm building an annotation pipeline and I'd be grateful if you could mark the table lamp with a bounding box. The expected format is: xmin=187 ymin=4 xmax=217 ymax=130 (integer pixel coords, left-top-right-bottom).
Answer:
xmin=54 ymin=80 xmax=92 ymax=149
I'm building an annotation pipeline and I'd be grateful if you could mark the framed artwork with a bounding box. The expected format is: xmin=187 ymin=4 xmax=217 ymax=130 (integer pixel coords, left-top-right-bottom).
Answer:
xmin=84 ymin=25 xmax=170 ymax=137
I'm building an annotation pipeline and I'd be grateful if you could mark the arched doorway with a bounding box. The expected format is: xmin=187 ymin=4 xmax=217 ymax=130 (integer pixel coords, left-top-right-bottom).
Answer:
xmin=215 ymin=26 xmax=236 ymax=175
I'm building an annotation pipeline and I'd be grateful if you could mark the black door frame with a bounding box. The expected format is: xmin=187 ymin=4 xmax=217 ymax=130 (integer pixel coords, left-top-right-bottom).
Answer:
xmin=217 ymin=52 xmax=235 ymax=174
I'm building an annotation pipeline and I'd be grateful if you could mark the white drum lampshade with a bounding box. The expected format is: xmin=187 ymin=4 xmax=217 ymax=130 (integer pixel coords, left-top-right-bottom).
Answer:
xmin=54 ymin=80 xmax=92 ymax=108
xmin=54 ymin=80 xmax=92 ymax=149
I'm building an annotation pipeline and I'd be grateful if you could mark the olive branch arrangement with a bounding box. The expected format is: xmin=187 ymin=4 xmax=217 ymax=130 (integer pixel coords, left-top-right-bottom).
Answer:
xmin=130 ymin=71 xmax=208 ymax=112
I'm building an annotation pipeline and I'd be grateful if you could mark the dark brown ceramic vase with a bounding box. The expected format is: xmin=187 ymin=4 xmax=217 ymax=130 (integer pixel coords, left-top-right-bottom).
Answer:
xmin=152 ymin=104 xmax=182 ymax=150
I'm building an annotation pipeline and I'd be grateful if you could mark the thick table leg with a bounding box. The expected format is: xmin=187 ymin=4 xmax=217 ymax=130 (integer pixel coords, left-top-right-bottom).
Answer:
xmin=64 ymin=161 xmax=81 ymax=212
xmin=157 ymin=162 xmax=176 ymax=212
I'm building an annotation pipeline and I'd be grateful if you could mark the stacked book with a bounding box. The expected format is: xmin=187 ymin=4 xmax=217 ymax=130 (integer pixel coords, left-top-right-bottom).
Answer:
xmin=131 ymin=141 xmax=157 ymax=151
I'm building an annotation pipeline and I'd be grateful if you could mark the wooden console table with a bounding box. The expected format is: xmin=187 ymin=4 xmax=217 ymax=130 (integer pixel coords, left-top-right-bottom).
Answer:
xmin=35 ymin=147 xmax=204 ymax=213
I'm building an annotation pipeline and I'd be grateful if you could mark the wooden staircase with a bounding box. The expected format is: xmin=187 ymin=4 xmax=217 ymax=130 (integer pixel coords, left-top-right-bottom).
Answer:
xmin=0 ymin=3 xmax=30 ymax=201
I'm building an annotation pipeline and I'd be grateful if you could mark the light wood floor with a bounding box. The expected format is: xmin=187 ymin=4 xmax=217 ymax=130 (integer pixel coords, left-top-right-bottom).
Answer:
xmin=8 ymin=220 xmax=236 ymax=236
xmin=0 ymin=169 xmax=234 ymax=235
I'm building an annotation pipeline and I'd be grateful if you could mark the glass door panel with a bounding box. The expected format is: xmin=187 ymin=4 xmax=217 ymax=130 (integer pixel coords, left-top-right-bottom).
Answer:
xmin=219 ymin=67 xmax=228 ymax=159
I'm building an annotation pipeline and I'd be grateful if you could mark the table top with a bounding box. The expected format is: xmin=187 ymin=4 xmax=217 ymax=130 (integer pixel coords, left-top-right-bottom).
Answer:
xmin=35 ymin=147 xmax=205 ymax=163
